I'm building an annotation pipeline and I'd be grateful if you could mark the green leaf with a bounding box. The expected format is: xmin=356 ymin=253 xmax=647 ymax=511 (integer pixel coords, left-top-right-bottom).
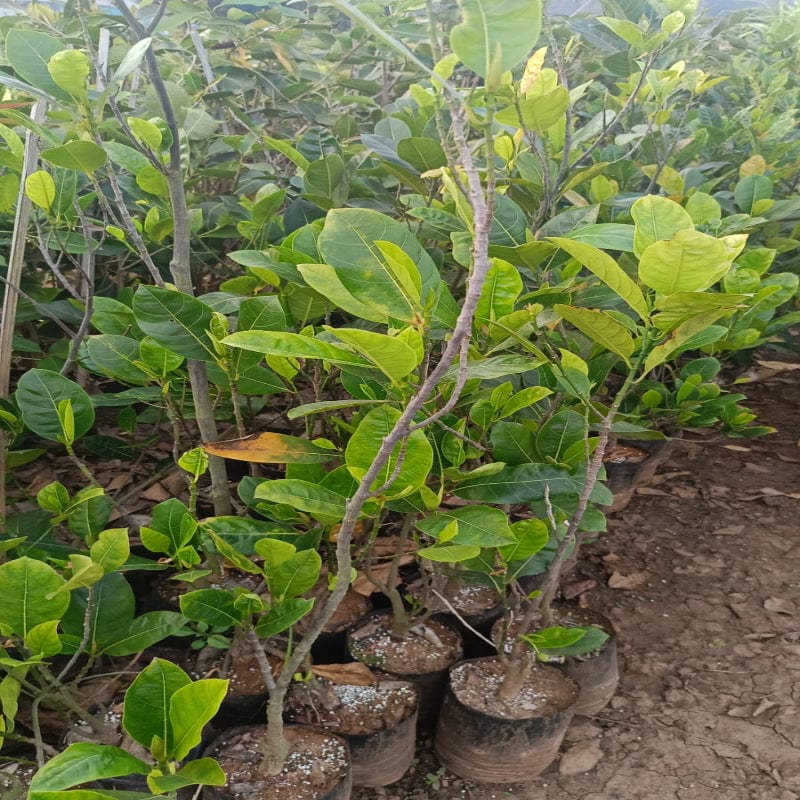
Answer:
xmin=127 ymin=117 xmax=162 ymax=151
xmin=179 ymin=589 xmax=245 ymax=627
xmin=651 ymin=292 xmax=747 ymax=332
xmin=122 ymin=658 xmax=191 ymax=752
xmin=5 ymin=29 xmax=66 ymax=101
xmin=25 ymin=170 xmax=56 ymax=211
xmin=644 ymin=309 xmax=735 ymax=372
xmin=554 ymin=304 xmax=634 ymax=363
xmin=325 ymin=327 xmax=420 ymax=383
xmin=498 ymin=386 xmax=552 ymax=419
xmin=597 ymin=17 xmax=646 ymax=48
xmin=524 ymin=625 xmax=585 ymax=650
xmin=108 ymin=38 xmax=152 ymax=87
xmin=147 ymin=758 xmax=226 ymax=793
xmin=168 ymin=679 xmax=229 ymax=760
xmin=16 ymin=368 xmax=95 ymax=443
xmin=734 ymin=175 xmax=773 ymax=213
xmin=136 ymin=165 xmax=169 ymax=197
xmin=57 ymin=554 xmax=105 ymax=595
xmin=496 ymin=86 xmax=569 ymax=134
xmin=539 ymin=624 xmax=609 ymax=657
xmin=264 ymin=136 xmax=310 ymax=170
xmin=455 ymin=463 xmax=580 ymax=503
xmin=450 ymin=0 xmax=542 ymax=83
xmin=548 ymin=237 xmax=648 ymax=321
xmin=500 ymin=518 xmax=549 ymax=562
xmin=685 ymin=192 xmax=721 ymax=225
xmin=287 ymin=398 xmax=386 ymax=420
xmin=631 ymin=195 xmax=694 ymax=257
xmin=490 ymin=421 xmax=536 ymax=464
xmin=536 ymin=410 xmax=586 ymax=462
xmin=47 ymin=50 xmax=89 ymax=99
xmin=397 ymin=137 xmax=447 ymax=172
xmin=41 ymin=142 xmax=107 ymax=173
xmin=89 ymin=528 xmax=130 ymax=573
xmin=417 ymin=543 xmax=481 ymax=562
xmin=255 ymin=597 xmax=315 ymax=637
xmin=304 ymin=154 xmax=346 ymax=201
xmin=638 ymin=230 xmax=731 ymax=294
xmin=101 ymin=611 xmax=187 ymax=656
xmin=417 ymin=506 xmax=514 ymax=547
xmin=316 ymin=208 xmax=437 ymax=319
xmin=28 ymin=744 xmax=148 ymax=792
xmin=475 ymin=258 xmax=523 ymax=326
xmin=264 ymin=548 xmax=321 ymax=600
xmin=25 ymin=620 xmax=62 ymax=657
xmin=85 ymin=336 xmax=151 ymax=385
xmin=133 ymin=286 xmax=216 ymax=361
xmin=254 ymin=479 xmax=347 ymax=525
xmin=345 ymin=406 xmax=433 ymax=496
xmin=222 ymin=330 xmax=369 ymax=367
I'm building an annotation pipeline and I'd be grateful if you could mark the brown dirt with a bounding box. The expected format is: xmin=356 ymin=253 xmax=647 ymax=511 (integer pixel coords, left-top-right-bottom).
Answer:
xmin=353 ymin=357 xmax=800 ymax=799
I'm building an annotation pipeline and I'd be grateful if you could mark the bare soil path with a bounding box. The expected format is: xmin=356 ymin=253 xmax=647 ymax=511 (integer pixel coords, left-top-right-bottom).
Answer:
xmin=360 ymin=357 xmax=800 ymax=800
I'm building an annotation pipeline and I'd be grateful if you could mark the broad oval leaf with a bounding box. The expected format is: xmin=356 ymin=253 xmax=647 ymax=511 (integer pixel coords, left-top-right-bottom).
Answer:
xmin=41 ymin=141 xmax=107 ymax=173
xmin=222 ymin=330 xmax=369 ymax=367
xmin=450 ymin=0 xmax=542 ymax=82
xmin=47 ymin=50 xmax=89 ymax=99
xmin=85 ymin=335 xmax=151 ymax=385
xmin=254 ymin=479 xmax=347 ymax=525
xmin=255 ymin=597 xmax=315 ymax=637
xmin=554 ymin=304 xmax=635 ymax=363
xmin=325 ymin=327 xmax=420 ymax=383
xmin=101 ymin=610 xmax=187 ymax=656
xmin=133 ymin=286 xmax=216 ymax=361
xmin=28 ymin=743 xmax=148 ymax=793
xmin=0 ymin=557 xmax=69 ymax=636
xmin=168 ymin=679 xmax=229 ymax=761
xmin=638 ymin=230 xmax=731 ymax=294
xmin=345 ymin=406 xmax=433 ymax=496
xmin=416 ymin=505 xmax=515 ymax=548
xmin=25 ymin=170 xmax=56 ymax=211
xmin=475 ymin=258 xmax=523 ymax=327
xmin=631 ymin=195 xmax=694 ymax=257
xmin=536 ymin=409 xmax=586 ymax=462
xmin=16 ymin=369 xmax=94 ymax=442
xmin=417 ymin=543 xmax=482 ymax=562
xmin=180 ymin=588 xmax=245 ymax=628
xmin=122 ymin=658 xmax=191 ymax=752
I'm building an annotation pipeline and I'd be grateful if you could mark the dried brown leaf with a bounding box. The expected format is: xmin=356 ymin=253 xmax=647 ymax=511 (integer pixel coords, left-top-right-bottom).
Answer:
xmin=608 ymin=570 xmax=646 ymax=590
xmin=764 ymin=596 xmax=796 ymax=615
xmin=311 ymin=662 xmax=374 ymax=686
xmin=711 ymin=525 xmax=745 ymax=537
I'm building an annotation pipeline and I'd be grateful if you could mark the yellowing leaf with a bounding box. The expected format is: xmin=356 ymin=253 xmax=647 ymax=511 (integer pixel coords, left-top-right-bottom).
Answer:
xmin=554 ymin=304 xmax=634 ymax=364
xmin=739 ymin=154 xmax=766 ymax=177
xmin=638 ymin=230 xmax=730 ymax=294
xmin=520 ymin=46 xmax=548 ymax=93
xmin=203 ymin=432 xmax=338 ymax=464
xmin=25 ymin=170 xmax=56 ymax=211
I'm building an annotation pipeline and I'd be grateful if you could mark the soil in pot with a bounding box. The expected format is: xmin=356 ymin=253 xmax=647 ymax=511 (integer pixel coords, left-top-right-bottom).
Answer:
xmin=492 ymin=604 xmax=620 ymax=717
xmin=287 ymin=671 xmax=418 ymax=787
xmin=1 ymin=761 xmax=35 ymax=798
xmin=202 ymin=724 xmax=352 ymax=800
xmin=347 ymin=610 xmax=462 ymax=729
xmin=434 ymin=656 xmax=578 ymax=783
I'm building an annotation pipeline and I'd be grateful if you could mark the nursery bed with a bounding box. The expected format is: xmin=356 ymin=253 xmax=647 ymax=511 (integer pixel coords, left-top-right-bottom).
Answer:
xmin=353 ymin=355 xmax=800 ymax=800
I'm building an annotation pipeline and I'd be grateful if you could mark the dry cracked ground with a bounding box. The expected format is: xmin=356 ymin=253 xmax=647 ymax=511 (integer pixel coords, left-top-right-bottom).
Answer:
xmin=359 ymin=353 xmax=800 ymax=800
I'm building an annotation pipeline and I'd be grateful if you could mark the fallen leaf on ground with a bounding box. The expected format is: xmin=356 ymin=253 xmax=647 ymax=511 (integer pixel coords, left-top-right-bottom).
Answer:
xmin=311 ymin=663 xmax=374 ymax=685
xmin=752 ymin=698 xmax=779 ymax=717
xmin=608 ymin=571 xmax=647 ymax=590
xmin=764 ymin=596 xmax=796 ymax=615
xmin=756 ymin=360 xmax=800 ymax=371
xmin=559 ymin=740 xmax=603 ymax=776
xmin=711 ymin=525 xmax=745 ymax=536
xmin=563 ymin=579 xmax=597 ymax=600
xmin=722 ymin=445 xmax=751 ymax=452
xmin=635 ymin=487 xmax=670 ymax=496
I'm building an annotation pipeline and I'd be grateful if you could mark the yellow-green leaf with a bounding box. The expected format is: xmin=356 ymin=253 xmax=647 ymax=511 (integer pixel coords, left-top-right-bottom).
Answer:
xmin=548 ymin=237 xmax=649 ymax=321
xmin=25 ymin=170 xmax=56 ymax=211
xmin=638 ymin=229 xmax=731 ymax=294
xmin=631 ymin=195 xmax=694 ymax=257
xmin=325 ymin=327 xmax=420 ymax=384
xmin=554 ymin=304 xmax=634 ymax=364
